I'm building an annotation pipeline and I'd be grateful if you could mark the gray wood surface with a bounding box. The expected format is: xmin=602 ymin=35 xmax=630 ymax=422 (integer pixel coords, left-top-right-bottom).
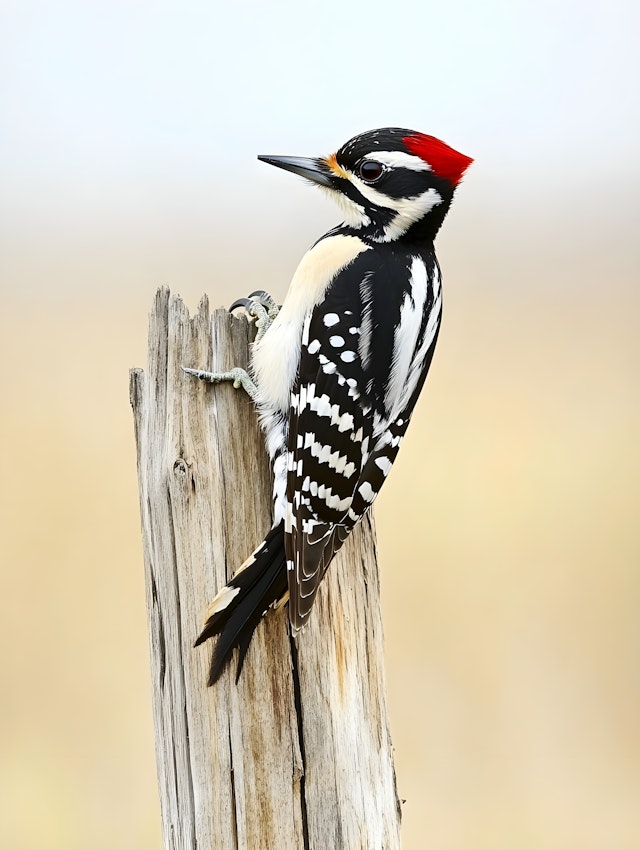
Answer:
xmin=130 ymin=287 xmax=401 ymax=850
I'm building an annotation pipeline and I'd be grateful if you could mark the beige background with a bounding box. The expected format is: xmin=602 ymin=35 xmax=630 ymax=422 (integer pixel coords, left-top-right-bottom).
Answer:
xmin=1 ymin=2 xmax=639 ymax=849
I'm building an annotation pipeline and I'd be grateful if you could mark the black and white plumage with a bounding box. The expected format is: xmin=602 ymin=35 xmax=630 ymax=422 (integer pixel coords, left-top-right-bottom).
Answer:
xmin=192 ymin=127 xmax=472 ymax=684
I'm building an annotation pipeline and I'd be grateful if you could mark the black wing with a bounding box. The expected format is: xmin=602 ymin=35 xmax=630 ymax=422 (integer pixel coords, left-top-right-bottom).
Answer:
xmin=284 ymin=243 xmax=442 ymax=630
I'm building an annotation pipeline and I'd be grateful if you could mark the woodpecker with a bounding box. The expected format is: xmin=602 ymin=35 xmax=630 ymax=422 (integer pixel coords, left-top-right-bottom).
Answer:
xmin=185 ymin=127 xmax=472 ymax=685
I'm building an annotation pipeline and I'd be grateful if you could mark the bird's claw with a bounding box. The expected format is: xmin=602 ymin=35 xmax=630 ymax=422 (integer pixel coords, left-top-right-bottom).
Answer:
xmin=229 ymin=296 xmax=254 ymax=313
xmin=229 ymin=290 xmax=281 ymax=343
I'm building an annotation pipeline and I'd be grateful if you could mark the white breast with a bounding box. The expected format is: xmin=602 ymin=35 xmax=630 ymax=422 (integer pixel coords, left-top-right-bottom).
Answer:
xmin=251 ymin=233 xmax=369 ymax=414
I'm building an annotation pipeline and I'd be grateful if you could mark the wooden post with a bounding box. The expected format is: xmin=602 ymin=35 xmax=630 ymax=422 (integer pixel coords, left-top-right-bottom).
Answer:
xmin=130 ymin=287 xmax=402 ymax=850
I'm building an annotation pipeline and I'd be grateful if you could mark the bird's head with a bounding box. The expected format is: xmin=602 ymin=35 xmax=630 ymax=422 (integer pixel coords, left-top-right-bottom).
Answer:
xmin=259 ymin=127 xmax=472 ymax=244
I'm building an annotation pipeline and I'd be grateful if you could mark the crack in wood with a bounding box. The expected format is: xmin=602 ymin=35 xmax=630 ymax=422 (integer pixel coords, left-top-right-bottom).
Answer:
xmin=289 ymin=635 xmax=310 ymax=850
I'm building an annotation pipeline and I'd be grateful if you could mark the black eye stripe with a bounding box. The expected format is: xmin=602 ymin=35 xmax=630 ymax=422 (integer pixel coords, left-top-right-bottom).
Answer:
xmin=358 ymin=160 xmax=384 ymax=182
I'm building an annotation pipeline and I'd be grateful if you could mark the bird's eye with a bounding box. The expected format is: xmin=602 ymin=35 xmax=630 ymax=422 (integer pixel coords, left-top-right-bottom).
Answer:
xmin=358 ymin=160 xmax=384 ymax=182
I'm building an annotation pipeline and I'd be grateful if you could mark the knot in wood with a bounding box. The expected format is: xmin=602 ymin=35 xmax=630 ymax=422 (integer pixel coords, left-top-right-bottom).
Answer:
xmin=172 ymin=457 xmax=190 ymax=478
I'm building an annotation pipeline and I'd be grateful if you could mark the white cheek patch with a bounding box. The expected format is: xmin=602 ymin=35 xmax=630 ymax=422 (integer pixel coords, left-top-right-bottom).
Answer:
xmin=350 ymin=176 xmax=443 ymax=241
xmin=381 ymin=188 xmax=443 ymax=241
xmin=352 ymin=176 xmax=441 ymax=219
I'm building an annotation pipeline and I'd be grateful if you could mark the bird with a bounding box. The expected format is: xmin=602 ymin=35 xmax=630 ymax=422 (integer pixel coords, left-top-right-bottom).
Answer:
xmin=184 ymin=127 xmax=472 ymax=685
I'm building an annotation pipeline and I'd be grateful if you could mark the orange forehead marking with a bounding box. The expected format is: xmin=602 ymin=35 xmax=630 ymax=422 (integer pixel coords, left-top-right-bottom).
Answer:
xmin=325 ymin=152 xmax=349 ymax=179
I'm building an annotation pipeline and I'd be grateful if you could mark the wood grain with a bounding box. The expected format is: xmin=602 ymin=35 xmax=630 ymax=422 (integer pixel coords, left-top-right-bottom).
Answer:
xmin=130 ymin=288 xmax=401 ymax=850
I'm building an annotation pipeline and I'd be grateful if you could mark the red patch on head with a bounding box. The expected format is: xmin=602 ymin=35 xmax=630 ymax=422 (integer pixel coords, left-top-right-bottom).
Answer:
xmin=403 ymin=133 xmax=473 ymax=186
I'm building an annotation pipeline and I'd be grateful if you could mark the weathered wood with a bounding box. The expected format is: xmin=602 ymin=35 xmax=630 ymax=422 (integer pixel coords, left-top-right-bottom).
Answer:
xmin=130 ymin=287 xmax=401 ymax=850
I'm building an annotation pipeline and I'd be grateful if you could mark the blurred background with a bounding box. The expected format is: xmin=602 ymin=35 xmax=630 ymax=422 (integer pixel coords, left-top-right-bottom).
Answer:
xmin=1 ymin=1 xmax=639 ymax=848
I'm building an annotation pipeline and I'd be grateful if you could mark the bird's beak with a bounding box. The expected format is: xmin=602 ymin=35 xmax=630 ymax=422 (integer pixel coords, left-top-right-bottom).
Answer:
xmin=258 ymin=155 xmax=334 ymax=188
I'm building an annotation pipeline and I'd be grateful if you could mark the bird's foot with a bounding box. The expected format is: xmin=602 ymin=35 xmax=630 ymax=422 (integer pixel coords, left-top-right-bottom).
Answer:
xmin=182 ymin=292 xmax=279 ymax=398
xmin=182 ymin=366 xmax=259 ymax=401
xmin=230 ymin=290 xmax=280 ymax=344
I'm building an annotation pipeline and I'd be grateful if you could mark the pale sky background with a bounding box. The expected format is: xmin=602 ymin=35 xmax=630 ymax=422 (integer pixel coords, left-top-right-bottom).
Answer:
xmin=1 ymin=2 xmax=639 ymax=850
xmin=2 ymin=0 xmax=639 ymax=308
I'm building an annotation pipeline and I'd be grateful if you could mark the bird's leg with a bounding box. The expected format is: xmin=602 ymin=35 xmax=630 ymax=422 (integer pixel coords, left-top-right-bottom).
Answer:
xmin=182 ymin=365 xmax=259 ymax=401
xmin=182 ymin=291 xmax=279 ymax=399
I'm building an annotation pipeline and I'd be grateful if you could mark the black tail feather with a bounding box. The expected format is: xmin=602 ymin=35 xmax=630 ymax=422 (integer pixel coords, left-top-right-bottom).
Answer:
xmin=194 ymin=522 xmax=287 ymax=685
